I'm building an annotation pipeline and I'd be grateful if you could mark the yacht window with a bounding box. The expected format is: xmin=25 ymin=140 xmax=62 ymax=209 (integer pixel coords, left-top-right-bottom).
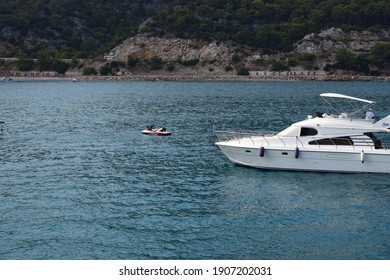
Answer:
xmin=309 ymin=137 xmax=353 ymax=146
xmin=300 ymin=127 xmax=318 ymax=136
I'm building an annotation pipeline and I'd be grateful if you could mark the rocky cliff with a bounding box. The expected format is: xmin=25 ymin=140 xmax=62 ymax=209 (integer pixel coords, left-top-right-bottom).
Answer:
xmin=112 ymin=28 xmax=390 ymax=63
xmin=107 ymin=28 xmax=390 ymax=75
xmin=105 ymin=35 xmax=243 ymax=77
xmin=112 ymin=35 xmax=238 ymax=62
xmin=294 ymin=28 xmax=390 ymax=54
xmin=3 ymin=28 xmax=389 ymax=79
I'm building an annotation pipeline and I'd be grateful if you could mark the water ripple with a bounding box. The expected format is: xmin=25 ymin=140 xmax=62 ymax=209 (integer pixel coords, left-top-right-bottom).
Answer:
xmin=0 ymin=81 xmax=389 ymax=259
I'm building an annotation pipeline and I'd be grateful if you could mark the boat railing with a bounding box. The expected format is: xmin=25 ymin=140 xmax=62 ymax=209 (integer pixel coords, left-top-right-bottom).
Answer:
xmin=276 ymin=135 xmax=287 ymax=147
xmin=213 ymin=128 xmax=276 ymax=145
xmin=214 ymin=127 xmax=388 ymax=150
xmin=295 ymin=137 xmax=304 ymax=148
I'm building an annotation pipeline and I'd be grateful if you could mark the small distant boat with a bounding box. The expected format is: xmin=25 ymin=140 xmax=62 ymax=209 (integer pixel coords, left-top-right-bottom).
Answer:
xmin=1 ymin=77 xmax=15 ymax=82
xmin=72 ymin=77 xmax=80 ymax=82
xmin=142 ymin=126 xmax=172 ymax=136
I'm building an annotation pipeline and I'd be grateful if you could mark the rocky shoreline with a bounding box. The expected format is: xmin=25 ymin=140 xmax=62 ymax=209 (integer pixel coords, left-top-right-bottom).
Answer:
xmin=4 ymin=72 xmax=390 ymax=82
xmin=80 ymin=73 xmax=390 ymax=82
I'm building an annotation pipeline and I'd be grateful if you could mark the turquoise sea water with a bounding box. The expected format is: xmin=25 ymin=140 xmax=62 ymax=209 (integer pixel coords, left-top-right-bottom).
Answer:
xmin=0 ymin=80 xmax=389 ymax=259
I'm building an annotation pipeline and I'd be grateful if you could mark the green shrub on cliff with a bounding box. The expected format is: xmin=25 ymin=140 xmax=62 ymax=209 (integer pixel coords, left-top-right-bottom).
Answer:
xmin=17 ymin=59 xmax=34 ymax=71
xmin=127 ymin=57 xmax=140 ymax=69
xmin=82 ymin=67 xmax=97 ymax=76
xmin=367 ymin=43 xmax=390 ymax=64
xmin=236 ymin=67 xmax=249 ymax=76
xmin=150 ymin=56 xmax=164 ymax=70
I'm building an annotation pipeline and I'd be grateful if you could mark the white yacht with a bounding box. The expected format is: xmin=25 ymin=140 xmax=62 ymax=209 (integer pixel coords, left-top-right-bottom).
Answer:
xmin=215 ymin=93 xmax=390 ymax=173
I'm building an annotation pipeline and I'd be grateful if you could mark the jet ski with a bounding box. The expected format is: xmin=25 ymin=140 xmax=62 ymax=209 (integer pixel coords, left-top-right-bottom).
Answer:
xmin=142 ymin=126 xmax=172 ymax=136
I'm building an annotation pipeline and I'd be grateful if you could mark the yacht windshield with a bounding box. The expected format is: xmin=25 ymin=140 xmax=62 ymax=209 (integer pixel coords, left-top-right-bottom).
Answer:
xmin=278 ymin=126 xmax=300 ymax=136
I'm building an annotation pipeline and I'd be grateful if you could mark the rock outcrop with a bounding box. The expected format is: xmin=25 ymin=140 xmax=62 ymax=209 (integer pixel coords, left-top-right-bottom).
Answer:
xmin=294 ymin=27 xmax=390 ymax=54
xmin=111 ymin=35 xmax=238 ymax=62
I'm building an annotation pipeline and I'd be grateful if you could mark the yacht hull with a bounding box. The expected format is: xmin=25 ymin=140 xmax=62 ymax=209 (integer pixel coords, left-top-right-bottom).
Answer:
xmin=216 ymin=144 xmax=390 ymax=173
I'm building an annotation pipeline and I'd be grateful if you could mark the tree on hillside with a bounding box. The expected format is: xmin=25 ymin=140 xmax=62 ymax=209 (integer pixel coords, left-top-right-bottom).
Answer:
xmin=0 ymin=0 xmax=389 ymax=58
